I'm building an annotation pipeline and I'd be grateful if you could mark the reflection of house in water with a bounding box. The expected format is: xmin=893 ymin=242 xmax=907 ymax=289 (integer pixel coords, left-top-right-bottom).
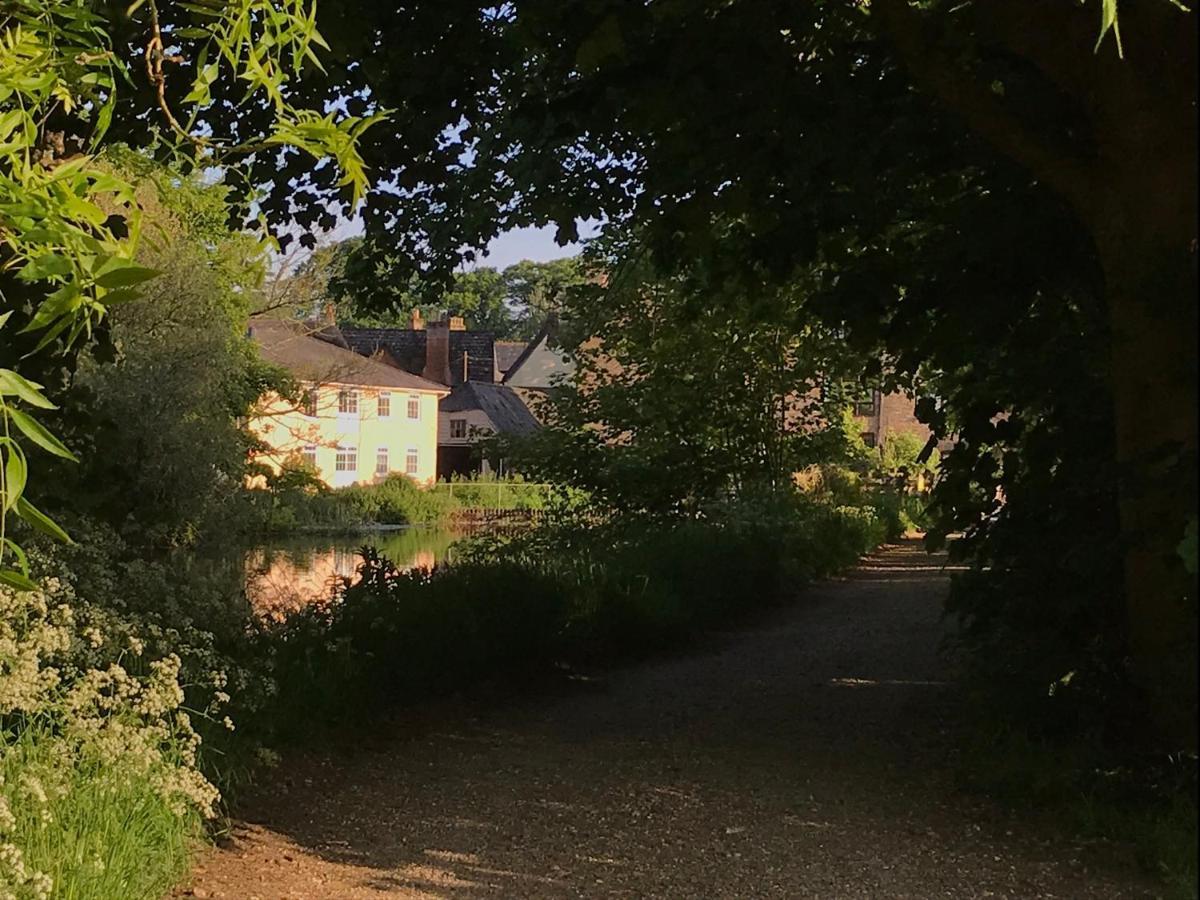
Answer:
xmin=245 ymin=544 xmax=438 ymax=619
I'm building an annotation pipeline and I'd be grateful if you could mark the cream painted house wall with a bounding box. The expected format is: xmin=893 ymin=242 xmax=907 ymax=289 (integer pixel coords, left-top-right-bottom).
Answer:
xmin=251 ymin=384 xmax=442 ymax=487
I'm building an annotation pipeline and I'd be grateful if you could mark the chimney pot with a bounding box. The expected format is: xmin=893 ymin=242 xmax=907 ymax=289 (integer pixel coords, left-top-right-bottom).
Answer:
xmin=448 ymin=315 xmax=466 ymax=331
xmin=410 ymin=308 xmax=424 ymax=330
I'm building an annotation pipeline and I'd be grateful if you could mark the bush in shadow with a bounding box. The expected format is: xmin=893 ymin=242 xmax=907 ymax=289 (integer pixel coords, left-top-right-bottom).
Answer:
xmin=265 ymin=493 xmax=890 ymax=734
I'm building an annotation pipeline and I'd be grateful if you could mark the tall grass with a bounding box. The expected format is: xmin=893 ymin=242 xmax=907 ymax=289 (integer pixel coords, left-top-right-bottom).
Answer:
xmin=955 ymin=718 xmax=1198 ymax=900
xmin=1 ymin=722 xmax=201 ymax=900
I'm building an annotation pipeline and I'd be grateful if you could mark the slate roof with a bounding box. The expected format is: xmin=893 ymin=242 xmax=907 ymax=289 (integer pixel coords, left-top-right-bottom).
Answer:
xmin=309 ymin=322 xmax=350 ymax=349
xmin=339 ymin=325 xmax=497 ymax=385
xmin=248 ymin=318 xmax=447 ymax=393
xmin=501 ymin=316 xmax=575 ymax=388
xmin=440 ymin=382 xmax=540 ymax=436
xmin=494 ymin=341 xmax=528 ymax=376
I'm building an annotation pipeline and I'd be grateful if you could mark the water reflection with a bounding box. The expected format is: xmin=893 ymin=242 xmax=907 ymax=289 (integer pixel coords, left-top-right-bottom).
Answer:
xmin=245 ymin=528 xmax=458 ymax=620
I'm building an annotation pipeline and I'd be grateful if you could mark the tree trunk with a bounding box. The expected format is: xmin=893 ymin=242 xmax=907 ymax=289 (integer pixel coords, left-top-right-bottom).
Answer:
xmin=874 ymin=0 xmax=1197 ymax=745
xmin=1099 ymin=221 xmax=1198 ymax=750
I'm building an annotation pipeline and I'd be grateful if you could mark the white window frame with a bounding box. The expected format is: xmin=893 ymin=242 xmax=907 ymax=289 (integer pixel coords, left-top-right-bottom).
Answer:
xmin=302 ymin=445 xmax=318 ymax=468
xmin=335 ymin=446 xmax=357 ymax=472
xmin=377 ymin=392 xmax=391 ymax=418
xmin=338 ymin=389 xmax=359 ymax=415
xmin=376 ymin=448 xmax=389 ymax=475
xmin=406 ymin=394 xmax=421 ymax=420
xmin=405 ymin=447 xmax=419 ymax=475
xmin=449 ymin=418 xmax=467 ymax=439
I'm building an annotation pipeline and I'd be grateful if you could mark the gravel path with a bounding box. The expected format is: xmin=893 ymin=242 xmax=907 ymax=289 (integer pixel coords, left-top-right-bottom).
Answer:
xmin=179 ymin=541 xmax=1158 ymax=899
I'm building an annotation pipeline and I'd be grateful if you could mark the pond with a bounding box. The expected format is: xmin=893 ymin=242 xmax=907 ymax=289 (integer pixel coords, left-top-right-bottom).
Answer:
xmin=243 ymin=528 xmax=460 ymax=619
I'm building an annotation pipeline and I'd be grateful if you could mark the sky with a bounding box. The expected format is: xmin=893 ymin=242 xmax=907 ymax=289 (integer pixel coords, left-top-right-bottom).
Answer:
xmin=306 ymin=216 xmax=595 ymax=272
xmin=475 ymin=225 xmax=584 ymax=269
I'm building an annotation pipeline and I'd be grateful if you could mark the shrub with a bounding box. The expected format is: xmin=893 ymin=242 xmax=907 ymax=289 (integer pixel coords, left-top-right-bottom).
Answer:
xmin=261 ymin=473 xmax=459 ymax=530
xmin=269 ymin=491 xmax=891 ymax=732
xmin=265 ymin=556 xmax=566 ymax=731
xmin=0 ymin=585 xmax=220 ymax=899
xmin=21 ymin=521 xmax=275 ymax=795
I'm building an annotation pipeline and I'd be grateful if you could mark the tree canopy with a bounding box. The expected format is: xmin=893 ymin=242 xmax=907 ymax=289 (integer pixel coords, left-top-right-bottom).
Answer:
xmin=220 ymin=0 xmax=1193 ymax=746
xmin=302 ymin=242 xmax=585 ymax=339
xmin=1 ymin=0 xmax=376 ymax=586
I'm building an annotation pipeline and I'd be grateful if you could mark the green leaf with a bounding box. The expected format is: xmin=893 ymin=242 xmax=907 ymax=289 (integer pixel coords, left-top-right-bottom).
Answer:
xmin=1 ymin=538 xmax=29 ymax=575
xmin=18 ymin=253 xmax=74 ymax=282
xmin=94 ymin=262 xmax=159 ymax=289
xmin=2 ymin=442 xmax=27 ymax=511
xmin=7 ymin=408 xmax=78 ymax=461
xmin=15 ymin=496 xmax=72 ymax=544
xmin=1094 ymin=0 xmax=1124 ymax=57
xmin=29 ymin=316 xmax=74 ymax=355
xmin=20 ymin=283 xmax=82 ymax=333
xmin=0 ymin=568 xmax=38 ymax=591
xmin=91 ymin=97 xmax=115 ymax=149
xmin=0 ymin=369 xmax=56 ymax=408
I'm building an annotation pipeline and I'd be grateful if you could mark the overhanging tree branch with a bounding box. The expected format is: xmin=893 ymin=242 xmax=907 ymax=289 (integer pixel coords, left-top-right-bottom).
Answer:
xmin=873 ymin=0 xmax=1096 ymax=218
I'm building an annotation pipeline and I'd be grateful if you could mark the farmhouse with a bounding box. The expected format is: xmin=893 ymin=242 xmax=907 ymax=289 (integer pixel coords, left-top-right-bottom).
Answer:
xmin=247 ymin=317 xmax=448 ymax=487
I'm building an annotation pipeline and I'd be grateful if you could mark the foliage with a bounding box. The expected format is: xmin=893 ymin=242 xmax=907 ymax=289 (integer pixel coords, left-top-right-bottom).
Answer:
xmin=225 ymin=0 xmax=1197 ymax=751
xmin=1 ymin=0 xmax=380 ymax=585
xmin=328 ymin=476 xmax=457 ymax=527
xmin=33 ymin=159 xmax=282 ymax=551
xmin=267 ymin=491 xmax=888 ymax=732
xmin=499 ymin=257 xmax=589 ymax=340
xmin=316 ymin=246 xmax=586 ymax=340
xmin=877 ymin=429 xmax=939 ymax=476
xmin=430 ymin=473 xmax=551 ymax=511
xmin=260 ymin=470 xmax=456 ymax=530
xmin=261 ymin=468 xmax=558 ymax=530
xmin=919 ymin=278 xmax=1152 ymax=748
xmin=22 ymin=520 xmax=271 ymax=762
xmin=502 ymin=245 xmax=870 ymax=516
xmin=954 ymin=723 xmax=1198 ymax=900
xmin=0 ymin=582 xmax=220 ymax=899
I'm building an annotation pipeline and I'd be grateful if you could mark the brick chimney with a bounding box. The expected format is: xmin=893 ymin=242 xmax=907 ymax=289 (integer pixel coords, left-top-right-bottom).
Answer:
xmin=422 ymin=319 xmax=451 ymax=385
xmin=410 ymin=307 xmax=424 ymax=331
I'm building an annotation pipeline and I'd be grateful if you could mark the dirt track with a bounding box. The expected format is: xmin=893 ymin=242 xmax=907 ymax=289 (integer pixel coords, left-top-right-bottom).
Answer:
xmin=179 ymin=541 xmax=1156 ymax=899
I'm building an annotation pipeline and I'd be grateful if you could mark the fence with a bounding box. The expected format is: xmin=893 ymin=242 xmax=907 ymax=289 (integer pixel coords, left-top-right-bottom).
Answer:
xmin=448 ymin=506 xmax=546 ymax=532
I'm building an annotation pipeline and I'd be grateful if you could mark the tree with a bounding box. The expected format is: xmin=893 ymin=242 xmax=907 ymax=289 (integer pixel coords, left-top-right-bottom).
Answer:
xmin=500 ymin=257 xmax=586 ymax=339
xmin=1 ymin=0 xmax=379 ymax=586
xmin=219 ymin=0 xmax=1192 ymax=746
xmin=319 ymin=241 xmax=583 ymax=338
xmin=328 ymin=256 xmax=516 ymax=333
xmin=41 ymin=159 xmax=283 ymax=550
xmin=506 ymin=237 xmax=867 ymax=515
xmin=73 ymin=0 xmax=1192 ymax=742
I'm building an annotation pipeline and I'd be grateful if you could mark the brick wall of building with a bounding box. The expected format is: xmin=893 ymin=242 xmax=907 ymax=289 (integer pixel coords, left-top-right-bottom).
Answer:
xmin=854 ymin=391 xmax=934 ymax=450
